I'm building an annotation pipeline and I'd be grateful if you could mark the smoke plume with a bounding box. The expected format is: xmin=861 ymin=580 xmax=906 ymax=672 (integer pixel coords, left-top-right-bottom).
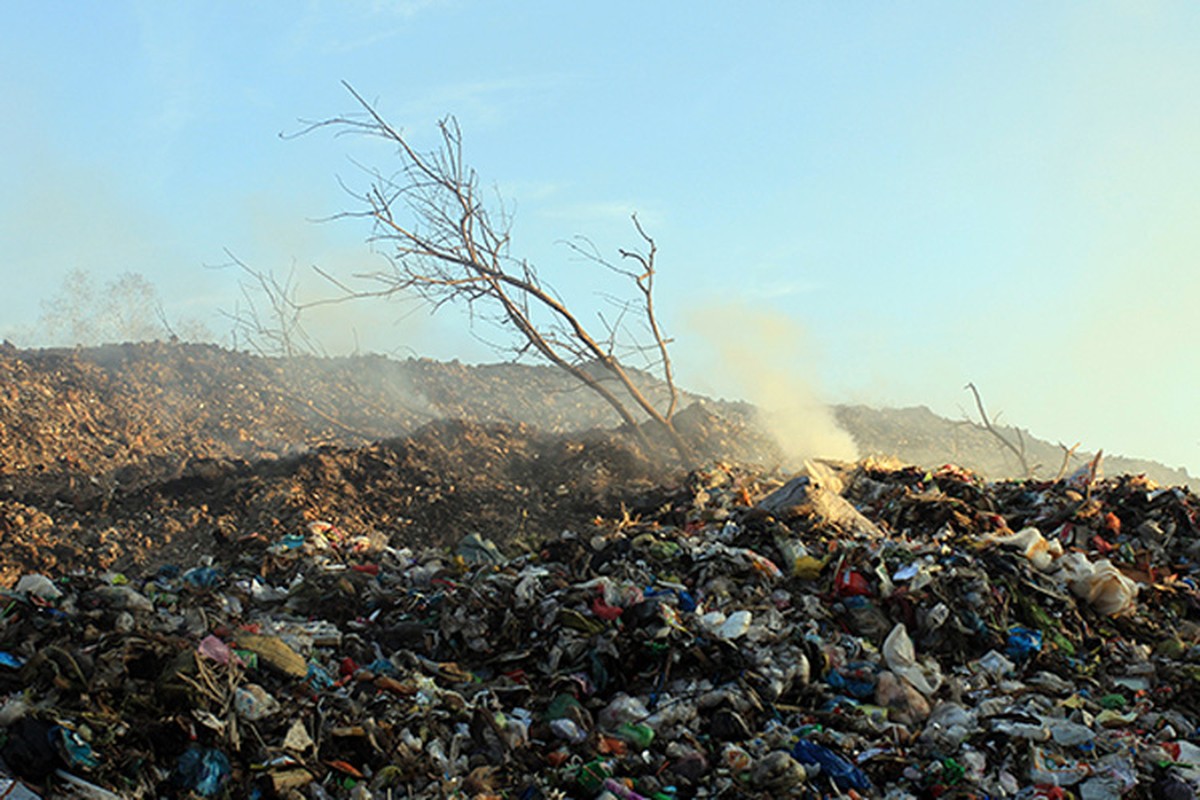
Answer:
xmin=684 ymin=302 xmax=859 ymax=469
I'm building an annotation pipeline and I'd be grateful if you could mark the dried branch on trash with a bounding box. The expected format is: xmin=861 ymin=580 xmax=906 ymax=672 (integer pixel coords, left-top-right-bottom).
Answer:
xmin=1055 ymin=441 xmax=1081 ymax=482
xmin=964 ymin=382 xmax=1034 ymax=479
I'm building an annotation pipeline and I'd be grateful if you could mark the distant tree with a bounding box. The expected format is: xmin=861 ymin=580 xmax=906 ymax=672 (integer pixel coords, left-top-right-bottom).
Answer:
xmin=290 ymin=83 xmax=693 ymax=463
xmin=38 ymin=268 xmax=157 ymax=345
xmin=35 ymin=269 xmax=207 ymax=346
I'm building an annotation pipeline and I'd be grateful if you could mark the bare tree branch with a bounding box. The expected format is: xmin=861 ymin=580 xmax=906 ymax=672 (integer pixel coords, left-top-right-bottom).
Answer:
xmin=211 ymin=251 xmax=323 ymax=358
xmin=1055 ymin=441 xmax=1081 ymax=481
xmin=965 ymin=382 xmax=1033 ymax=479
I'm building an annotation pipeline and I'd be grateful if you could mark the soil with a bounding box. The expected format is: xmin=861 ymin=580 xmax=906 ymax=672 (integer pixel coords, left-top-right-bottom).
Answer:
xmin=0 ymin=342 xmax=775 ymax=584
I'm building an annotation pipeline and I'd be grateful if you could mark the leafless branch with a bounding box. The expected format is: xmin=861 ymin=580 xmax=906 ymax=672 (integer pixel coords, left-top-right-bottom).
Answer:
xmin=965 ymin=382 xmax=1033 ymax=479
xmin=212 ymin=251 xmax=324 ymax=358
xmin=1055 ymin=441 xmax=1081 ymax=481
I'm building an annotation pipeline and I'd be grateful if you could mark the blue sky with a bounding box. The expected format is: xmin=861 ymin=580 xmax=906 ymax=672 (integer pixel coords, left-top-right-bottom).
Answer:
xmin=2 ymin=2 xmax=1198 ymax=475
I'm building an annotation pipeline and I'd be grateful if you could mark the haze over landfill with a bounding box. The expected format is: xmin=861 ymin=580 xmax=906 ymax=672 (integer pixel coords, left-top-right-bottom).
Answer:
xmin=3 ymin=2 xmax=1198 ymax=476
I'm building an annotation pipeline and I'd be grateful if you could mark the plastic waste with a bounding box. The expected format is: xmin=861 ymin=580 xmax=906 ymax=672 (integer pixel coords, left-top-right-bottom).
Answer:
xmin=56 ymin=727 xmax=99 ymax=769
xmin=1 ymin=445 xmax=1198 ymax=796
xmin=456 ymin=532 xmax=505 ymax=565
xmin=1028 ymin=744 xmax=1090 ymax=786
xmin=1048 ymin=718 xmax=1096 ymax=747
xmin=717 ymin=610 xmax=752 ymax=640
xmin=550 ymin=718 xmax=588 ymax=744
xmin=882 ymin=623 xmax=941 ymax=696
xmin=602 ymin=778 xmax=650 ymax=800
xmin=827 ymin=661 xmax=877 ymax=699
xmin=574 ymin=759 xmax=614 ymax=794
xmin=1006 ymin=626 xmax=1044 ymax=662
xmin=14 ymin=574 xmax=62 ymax=601
xmin=197 ymin=634 xmax=237 ymax=665
xmin=599 ymin=695 xmax=650 ymax=730
xmin=173 ymin=747 xmax=232 ymax=797
xmin=613 ymin=723 xmax=655 ymax=749
xmin=1058 ymin=553 xmax=1138 ymax=616
xmin=920 ymin=703 xmax=975 ymax=749
xmin=791 ymin=739 xmax=873 ymax=792
xmin=987 ymin=527 xmax=1063 ymax=570
xmin=181 ymin=566 xmax=223 ymax=589
xmin=51 ymin=772 xmax=122 ymax=800
xmin=234 ymin=683 xmax=281 ymax=721
xmin=834 ymin=569 xmax=873 ymax=597
xmin=976 ymin=649 xmax=1016 ymax=678
xmin=90 ymin=585 xmax=154 ymax=612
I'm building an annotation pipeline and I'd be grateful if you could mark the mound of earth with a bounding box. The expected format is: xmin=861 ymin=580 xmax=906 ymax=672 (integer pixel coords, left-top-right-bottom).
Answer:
xmin=0 ymin=409 xmax=779 ymax=585
xmin=1 ymin=340 xmax=1194 ymax=584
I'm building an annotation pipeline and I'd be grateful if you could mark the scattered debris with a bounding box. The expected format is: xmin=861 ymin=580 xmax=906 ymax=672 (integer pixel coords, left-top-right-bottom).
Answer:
xmin=0 ymin=453 xmax=1197 ymax=798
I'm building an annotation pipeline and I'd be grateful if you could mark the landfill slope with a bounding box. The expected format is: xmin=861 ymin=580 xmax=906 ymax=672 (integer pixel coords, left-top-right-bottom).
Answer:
xmin=2 ymin=342 xmax=1193 ymax=492
xmin=836 ymin=404 xmax=1198 ymax=492
xmin=1 ymin=342 xmax=1200 ymax=798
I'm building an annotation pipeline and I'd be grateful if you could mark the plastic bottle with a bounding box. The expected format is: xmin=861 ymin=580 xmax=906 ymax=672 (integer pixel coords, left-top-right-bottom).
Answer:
xmin=791 ymin=739 xmax=872 ymax=792
xmin=614 ymin=722 xmax=655 ymax=749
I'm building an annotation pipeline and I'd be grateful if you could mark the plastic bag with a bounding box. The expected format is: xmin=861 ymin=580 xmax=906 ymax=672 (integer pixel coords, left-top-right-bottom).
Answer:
xmin=172 ymin=747 xmax=232 ymax=797
xmin=791 ymin=739 xmax=872 ymax=791
xmin=988 ymin=527 xmax=1062 ymax=571
xmin=1058 ymin=553 xmax=1138 ymax=616
xmin=882 ymin=623 xmax=942 ymax=696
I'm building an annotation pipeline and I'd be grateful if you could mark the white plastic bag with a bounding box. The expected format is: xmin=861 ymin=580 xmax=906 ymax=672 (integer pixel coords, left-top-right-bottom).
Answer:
xmin=1059 ymin=553 xmax=1137 ymax=616
xmin=882 ymin=623 xmax=942 ymax=696
xmin=987 ymin=527 xmax=1062 ymax=571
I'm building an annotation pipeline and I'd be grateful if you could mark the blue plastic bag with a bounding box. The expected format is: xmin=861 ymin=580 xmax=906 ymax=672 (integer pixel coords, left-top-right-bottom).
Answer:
xmin=792 ymin=739 xmax=872 ymax=791
xmin=173 ymin=746 xmax=232 ymax=797
xmin=1006 ymin=626 xmax=1043 ymax=662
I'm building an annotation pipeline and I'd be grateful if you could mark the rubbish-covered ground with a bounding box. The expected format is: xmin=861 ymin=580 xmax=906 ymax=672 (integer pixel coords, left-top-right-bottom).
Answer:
xmin=1 ymin=343 xmax=1199 ymax=798
xmin=3 ymin=446 xmax=1200 ymax=797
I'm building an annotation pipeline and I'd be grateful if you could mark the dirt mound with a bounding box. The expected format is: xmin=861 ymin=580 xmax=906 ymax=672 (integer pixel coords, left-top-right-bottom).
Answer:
xmin=0 ymin=342 xmax=784 ymax=582
xmin=0 ymin=416 xmax=692 ymax=585
xmin=0 ymin=341 xmax=701 ymax=480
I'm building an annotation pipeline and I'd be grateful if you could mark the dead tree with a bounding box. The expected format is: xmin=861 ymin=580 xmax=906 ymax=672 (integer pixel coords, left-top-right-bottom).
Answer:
xmin=293 ymin=83 xmax=693 ymax=463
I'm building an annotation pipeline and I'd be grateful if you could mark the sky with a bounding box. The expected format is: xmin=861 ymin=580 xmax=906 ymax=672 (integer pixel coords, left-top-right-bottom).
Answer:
xmin=2 ymin=2 xmax=1198 ymax=475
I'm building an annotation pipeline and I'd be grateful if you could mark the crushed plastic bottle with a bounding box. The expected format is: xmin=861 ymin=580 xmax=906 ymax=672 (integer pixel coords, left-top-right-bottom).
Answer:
xmin=791 ymin=739 xmax=873 ymax=792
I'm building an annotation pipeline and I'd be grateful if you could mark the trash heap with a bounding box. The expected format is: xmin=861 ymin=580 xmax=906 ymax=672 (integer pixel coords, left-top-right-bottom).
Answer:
xmin=1 ymin=458 xmax=1199 ymax=799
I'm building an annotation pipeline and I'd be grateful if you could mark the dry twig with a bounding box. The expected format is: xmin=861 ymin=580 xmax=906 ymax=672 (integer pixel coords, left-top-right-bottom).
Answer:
xmin=964 ymin=382 xmax=1034 ymax=478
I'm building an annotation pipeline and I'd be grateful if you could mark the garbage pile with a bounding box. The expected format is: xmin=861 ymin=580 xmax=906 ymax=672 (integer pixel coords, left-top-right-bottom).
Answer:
xmin=1 ymin=457 xmax=1199 ymax=799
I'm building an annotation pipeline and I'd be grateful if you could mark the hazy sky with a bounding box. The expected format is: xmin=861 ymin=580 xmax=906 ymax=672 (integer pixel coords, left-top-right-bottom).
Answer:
xmin=3 ymin=2 xmax=1198 ymax=475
